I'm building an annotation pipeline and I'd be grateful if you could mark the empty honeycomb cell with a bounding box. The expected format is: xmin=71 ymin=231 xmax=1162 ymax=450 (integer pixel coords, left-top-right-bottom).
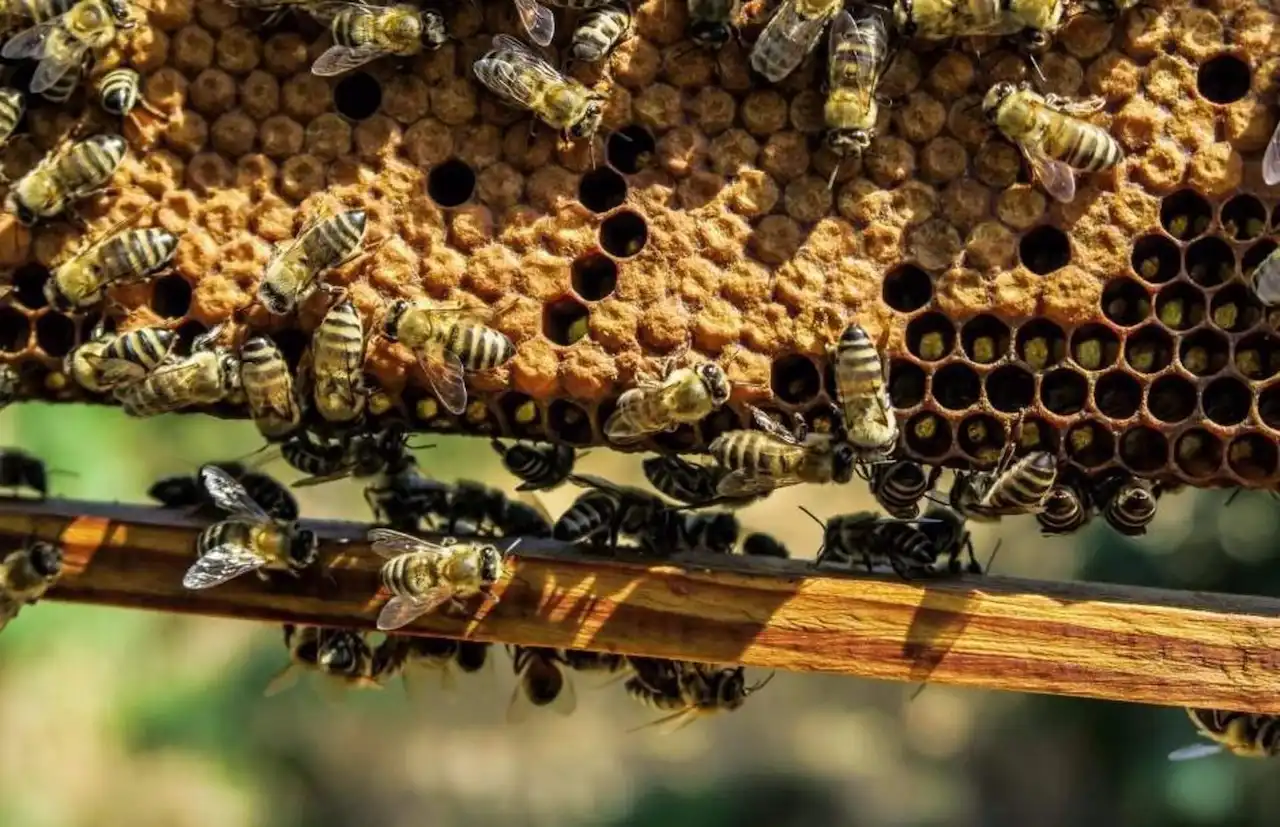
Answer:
xmin=888 ymin=359 xmax=926 ymax=409
xmin=499 ymin=391 xmax=543 ymax=438
xmin=547 ymin=399 xmax=594 ymax=446
xmin=985 ymin=365 xmax=1035 ymax=413
xmin=1148 ymin=374 xmax=1197 ymax=424
xmin=1069 ymin=324 xmax=1120 ymax=370
xmin=698 ymin=406 xmax=743 ymax=445
xmin=1155 ymin=282 xmax=1206 ymax=331
xmin=1119 ymin=427 xmax=1169 ymax=473
xmin=1094 ymin=371 xmax=1141 ymax=420
xmin=426 ymin=159 xmax=477 ymax=209
xmin=1234 ymin=332 xmax=1280 ymax=380
xmin=333 ymin=72 xmax=382 ymax=122
xmin=1174 ymin=428 xmax=1223 ymax=478
xmin=1015 ymin=319 xmax=1066 ymax=370
xmin=960 ymin=315 xmax=1010 ymax=364
xmin=1130 ymin=233 xmax=1180 ymax=284
xmin=1018 ymin=225 xmax=1071 ymax=275
xmin=1065 ymin=420 xmax=1115 ymax=468
xmin=1160 ymin=189 xmax=1213 ymax=241
xmin=599 ymin=210 xmax=648 ymax=258
xmin=1123 ymin=324 xmax=1174 ymax=374
xmin=1260 ymin=385 xmax=1280 ymax=431
xmin=12 ymin=264 xmax=49 ymax=311
xmin=0 ymin=308 xmax=29 ymax=354
xmin=932 ymin=363 xmax=981 ymax=411
xmin=882 ymin=263 xmax=933 ymax=312
xmin=571 ymin=254 xmax=619 ymax=302
xmin=578 ymin=167 xmax=628 ymax=214
xmin=34 ymin=312 xmax=74 ymax=358
xmin=1041 ymin=367 xmax=1089 ymax=416
xmin=1179 ymin=328 xmax=1230 ymax=376
xmin=1229 ymin=434 xmax=1279 ymax=481
xmin=1196 ymin=52 xmax=1251 ymax=104
xmin=957 ymin=413 xmax=1005 ymax=465
xmin=1221 ymin=194 xmax=1267 ymax=241
xmin=1100 ymin=277 xmax=1151 ymax=327
xmin=1203 ymin=376 xmax=1251 ymax=427
xmin=904 ymin=411 xmax=952 ymax=459
xmin=906 ymin=313 xmax=955 ymax=362
xmin=543 ymin=298 xmax=591 ymax=347
xmin=151 ymin=274 xmax=193 ymax=319
xmin=1016 ymin=417 xmax=1060 ymax=455
xmin=1185 ymin=236 xmax=1235 ymax=288
xmin=771 ymin=355 xmax=821 ymax=406
xmin=1209 ymin=284 xmax=1262 ymax=333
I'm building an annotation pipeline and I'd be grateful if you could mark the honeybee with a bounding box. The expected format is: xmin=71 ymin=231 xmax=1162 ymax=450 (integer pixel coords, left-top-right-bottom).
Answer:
xmin=1246 ymin=246 xmax=1280 ymax=307
xmin=640 ymin=507 xmax=740 ymax=556
xmin=65 ymin=323 xmax=176 ymax=393
xmin=823 ymin=10 xmax=889 ymax=185
xmin=116 ymin=326 xmax=240 ymax=417
xmin=380 ymin=297 xmax=516 ymax=416
xmin=0 ymin=364 xmax=17 ymax=410
xmin=0 ymin=448 xmax=52 ymax=498
xmin=890 ymin=0 xmax=1063 ymax=48
xmin=472 ymin=34 xmax=606 ymax=142
xmin=742 ymin=532 xmax=789 ymax=558
xmin=686 ymin=0 xmax=737 ymax=49
xmin=859 ymin=459 xmax=939 ymax=519
xmin=1094 ymin=472 xmax=1158 ymax=536
xmin=0 ymin=87 xmax=24 ymax=150
xmin=182 ymin=464 xmax=319 ymax=590
xmin=949 ymin=445 xmax=1057 ymax=522
xmin=554 ymin=472 xmax=666 ymax=551
xmin=808 ymin=509 xmax=947 ymax=579
xmin=6 ymin=132 xmax=126 ymax=225
xmin=508 ymin=645 xmax=576 ymax=722
xmin=0 ymin=538 xmax=63 ymax=633
xmin=830 ymin=322 xmax=897 ymax=459
xmin=258 ymin=208 xmax=367 ymax=315
xmin=264 ymin=624 xmax=384 ymax=697
xmin=241 ymin=335 xmax=302 ymax=441
xmin=363 ymin=453 xmax=453 ymax=532
xmin=983 ymin=81 xmax=1123 ymax=204
xmin=749 ymin=0 xmax=842 ymax=83
xmin=95 ymin=67 xmax=166 ymax=125
xmin=560 ymin=647 xmax=628 ymax=675
xmin=38 ymin=62 xmax=80 ymax=103
xmin=626 ymin=661 xmax=773 ymax=732
xmin=1035 ymin=472 xmax=1091 ymax=535
xmin=709 ymin=409 xmax=857 ymax=497
xmin=308 ymin=2 xmax=447 ymax=77
xmin=490 ymin=438 xmax=576 ymax=491
xmin=605 ymin=361 xmax=732 ymax=445
xmin=368 ymin=527 xmax=515 ymax=631
xmin=642 ymin=454 xmax=763 ymax=509
xmin=311 ymin=297 xmax=366 ymax=424
xmin=148 ymin=462 xmax=299 ymax=521
xmin=1170 ymin=708 xmax=1280 ymax=761
xmin=46 ymin=219 xmax=178 ymax=311
xmin=288 ymin=424 xmax=412 ymax=487
xmin=1 ymin=0 xmax=133 ymax=95
xmin=569 ymin=3 xmax=631 ymax=64
xmin=916 ymin=504 xmax=980 ymax=574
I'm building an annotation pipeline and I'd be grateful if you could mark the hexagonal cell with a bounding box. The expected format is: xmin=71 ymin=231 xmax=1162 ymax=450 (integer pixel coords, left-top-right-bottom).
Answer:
xmin=1243 ymin=239 xmax=1277 ymax=280
xmin=1260 ymin=385 xmax=1280 ymax=431
xmin=1185 ymin=236 xmax=1235 ymax=288
xmin=607 ymin=126 xmax=656 ymax=175
xmin=1016 ymin=417 xmax=1059 ymax=455
xmin=12 ymin=264 xmax=49 ymax=310
xmin=499 ymin=391 xmax=544 ymax=438
xmin=888 ymin=359 xmax=926 ymax=408
xmin=1197 ymin=52 xmax=1251 ymax=104
xmin=1234 ymin=331 xmax=1280 ymax=381
xmin=173 ymin=319 xmax=208 ymax=355
xmin=1228 ymin=434 xmax=1278 ymax=482
xmin=1065 ymin=420 xmax=1114 ymax=468
xmin=882 ymin=264 xmax=933 ymax=313
xmin=427 ymin=159 xmax=476 ymax=208
xmin=932 ymin=363 xmax=980 ymax=411
xmin=960 ymin=315 xmax=1010 ymax=364
xmin=1221 ymin=194 xmax=1268 ymax=241
xmin=904 ymin=411 xmax=952 ymax=458
xmin=1018 ymin=225 xmax=1070 ymax=275
xmin=0 ymin=305 xmax=27 ymax=353
xmin=1203 ymin=376 xmax=1251 ymax=427
xmin=543 ymin=297 xmax=590 ymax=346
xmin=578 ymin=167 xmax=628 ymax=214
xmin=1160 ymin=190 xmax=1213 ymax=241
xmin=1123 ymin=325 xmax=1173 ymax=374
xmin=1094 ymin=371 xmax=1141 ymax=420
xmin=1118 ymin=427 xmax=1169 ymax=473
xmin=1179 ymin=328 xmax=1229 ymax=377
xmin=1174 ymin=428 xmax=1223 ymax=478
xmin=547 ymin=399 xmax=594 ymax=446
xmin=1015 ymin=319 xmax=1066 ymax=369
xmin=986 ymin=364 xmax=1034 ymax=413
xmin=1131 ymin=234 xmax=1181 ymax=285
xmin=1040 ymin=367 xmax=1087 ymax=416
xmin=599 ymin=210 xmax=648 ymax=258
xmin=698 ymin=405 xmax=744 ymax=444
xmin=1148 ymin=374 xmax=1197 ymax=424
xmin=1100 ymin=278 xmax=1150 ymax=327
xmin=151 ymin=274 xmax=192 ymax=319
xmin=571 ymin=253 xmax=619 ymax=302
xmin=1069 ymin=323 xmax=1120 ymax=370
xmin=771 ymin=354 xmax=821 ymax=406
xmin=956 ymin=413 xmax=1005 ymax=465
xmin=905 ymin=313 xmax=955 ymax=362
xmin=273 ymin=328 xmax=309 ymax=372
xmin=1154 ymin=282 xmax=1205 ymax=331
xmin=333 ymin=71 xmax=381 ymax=121
xmin=1209 ymin=283 xmax=1262 ymax=333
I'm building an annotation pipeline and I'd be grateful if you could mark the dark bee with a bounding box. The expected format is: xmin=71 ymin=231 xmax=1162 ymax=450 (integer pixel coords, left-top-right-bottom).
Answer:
xmin=147 ymin=462 xmax=299 ymax=522
xmin=916 ymin=504 xmax=979 ymax=574
xmin=494 ymin=496 xmax=554 ymax=538
xmin=560 ymin=648 xmax=629 ymax=674
xmin=641 ymin=455 xmax=763 ymax=509
xmin=553 ymin=473 xmax=666 ymax=551
xmin=1036 ymin=472 xmax=1092 ymax=536
xmin=266 ymin=624 xmax=384 ymax=696
xmin=364 ymin=453 xmax=453 ymax=532
xmin=454 ymin=640 xmax=490 ymax=673
xmin=447 ymin=479 xmax=511 ymax=534
xmin=0 ymin=538 xmax=63 ymax=633
xmin=1095 ymin=472 xmax=1159 ymax=536
xmin=950 ymin=447 xmax=1057 ymax=521
xmin=859 ymin=460 xmax=941 ymax=519
xmin=640 ymin=508 xmax=740 ymax=556
xmin=808 ymin=510 xmax=952 ymax=579
xmin=1171 ymin=708 xmax=1280 ymax=761
xmin=490 ymin=438 xmax=576 ymax=492
xmin=625 ymin=660 xmax=772 ymax=731
xmin=0 ymin=449 xmax=49 ymax=498
xmin=742 ymin=532 xmax=789 ymax=558
xmin=508 ymin=645 xmax=576 ymax=721
xmin=289 ymin=424 xmax=413 ymax=488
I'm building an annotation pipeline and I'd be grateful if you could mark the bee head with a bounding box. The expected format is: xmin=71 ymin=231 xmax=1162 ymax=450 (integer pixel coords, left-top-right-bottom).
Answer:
xmin=478 ymin=544 xmax=506 ymax=583
xmin=1043 ymin=485 xmax=1078 ymax=516
xmin=714 ymin=667 xmax=749 ymax=710
xmin=27 ymin=540 xmax=63 ymax=579
xmin=1117 ymin=483 xmax=1156 ymax=513
xmin=825 ymin=128 xmax=873 ymax=157
xmin=105 ymin=0 xmax=134 ymax=25
xmin=830 ymin=441 xmax=857 ymax=484
xmin=6 ymin=192 xmax=37 ymax=227
xmin=420 ymin=9 xmax=448 ymax=48
xmin=289 ymin=527 xmax=319 ymax=568
xmin=705 ymin=512 xmax=740 ymax=554
xmin=383 ymin=299 xmax=410 ymax=341
xmin=569 ymin=98 xmax=605 ymax=140
xmin=257 ymin=280 xmax=292 ymax=315
xmin=318 ymin=633 xmax=360 ymax=673
xmin=689 ymin=21 xmax=731 ymax=49
xmin=697 ymin=363 xmax=731 ymax=406
xmin=982 ymin=82 xmax=1017 ymax=120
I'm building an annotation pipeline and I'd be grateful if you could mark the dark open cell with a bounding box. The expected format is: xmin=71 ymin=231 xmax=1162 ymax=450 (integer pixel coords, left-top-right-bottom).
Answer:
xmin=771 ymin=354 xmax=821 ymax=405
xmin=1197 ymin=52 xmax=1251 ymax=104
xmin=272 ymin=328 xmax=309 ymax=372
xmin=1203 ymin=377 xmax=1251 ymax=427
xmin=333 ymin=71 xmax=382 ymax=121
xmin=547 ymin=399 xmax=593 ymax=446
xmin=1123 ymin=324 xmax=1173 ymax=374
xmin=1221 ymin=194 xmax=1267 ymax=241
xmin=0 ymin=307 xmax=28 ymax=352
xmin=599 ymin=210 xmax=647 ymax=258
xmin=1228 ymin=434 xmax=1278 ymax=481
xmin=932 ymin=363 xmax=980 ymax=411
xmin=960 ymin=314 xmax=1010 ymax=364
xmin=1209 ymin=283 xmax=1262 ymax=333
xmin=571 ymin=252 xmax=619 ymax=301
xmin=1160 ymin=189 xmax=1213 ymax=241
xmin=607 ymin=126 xmax=656 ymax=175
xmin=888 ymin=359 xmax=926 ymax=408
xmin=1261 ymin=385 xmax=1280 ymax=431
xmin=1130 ymin=233 xmax=1181 ymax=284
xmin=1018 ymin=225 xmax=1071 ymax=275
xmin=1245 ymin=238 xmax=1277 ymax=273
xmin=1069 ymin=323 xmax=1120 ymax=370
xmin=151 ymin=274 xmax=192 ymax=319
xmin=904 ymin=411 xmax=952 ymax=458
xmin=698 ymin=405 xmax=744 ymax=444
xmin=882 ymin=264 xmax=933 ymax=312
xmin=985 ymin=364 xmax=1034 ymax=412
xmin=1016 ymin=416 xmax=1059 ymax=454
xmin=1174 ymin=428 xmax=1223 ymax=478
xmin=1234 ymin=331 xmax=1280 ymax=381
xmin=499 ymin=391 xmax=544 ymax=438
xmin=1179 ymin=328 xmax=1229 ymax=376
xmin=1100 ymin=277 xmax=1150 ymax=326
xmin=80 ymin=312 xmax=114 ymax=342
xmin=1147 ymin=374 xmax=1196 ymax=424
xmin=1093 ymin=370 xmax=1141 ymax=420
xmin=1154 ymin=282 xmax=1205 ymax=331
xmin=578 ymin=167 xmax=628 ymax=214
xmin=1065 ymin=421 xmax=1114 ymax=468
xmin=427 ymin=159 xmax=476 ymax=208
xmin=35 ymin=312 xmax=74 ymax=357
xmin=12 ymin=264 xmax=49 ymax=310
xmin=1040 ymin=367 xmax=1088 ymax=416
xmin=905 ymin=312 xmax=955 ymax=361
xmin=956 ymin=413 xmax=1004 ymax=464
xmin=652 ymin=424 xmax=699 ymax=453
xmin=173 ymin=319 xmax=209 ymax=355
xmin=1185 ymin=236 xmax=1235 ymax=287
xmin=1014 ymin=318 xmax=1065 ymax=369
xmin=543 ymin=297 xmax=590 ymax=346
xmin=1119 ymin=427 xmax=1169 ymax=473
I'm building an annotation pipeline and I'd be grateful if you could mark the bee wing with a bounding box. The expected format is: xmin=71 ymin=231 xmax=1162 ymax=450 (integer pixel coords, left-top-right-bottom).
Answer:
xmin=1043 ymin=94 xmax=1106 ymax=116
xmin=94 ymin=358 xmax=147 ymax=387
xmin=0 ymin=18 xmax=59 ymax=60
xmin=304 ymin=0 xmax=365 ymax=23
xmin=30 ymin=35 xmax=89 ymax=94
xmin=603 ymin=390 xmax=653 ymax=443
xmin=367 ymin=527 xmax=450 ymax=558
xmin=568 ymin=472 xmax=622 ymax=493
xmin=312 ymin=43 xmax=388 ymax=77
xmin=200 ymin=464 xmax=273 ymax=521
xmin=262 ymin=662 xmax=304 ymax=697
xmin=477 ymin=35 xmax=564 ymax=106
xmin=716 ymin=468 xmax=800 ymax=498
xmin=421 ymin=347 xmax=468 ymax=416
xmin=748 ymin=405 xmax=801 ymax=445
xmin=512 ymin=0 xmax=555 ymax=47
xmin=514 ymin=490 xmax=556 ymax=525
xmin=1167 ymin=742 xmax=1224 ymax=761
xmin=1022 ymin=144 xmax=1077 ymax=204
xmin=115 ymin=356 xmax=203 ymax=412
xmin=182 ymin=544 xmax=266 ymax=589
xmin=828 ymin=10 xmax=884 ymax=87
xmin=753 ymin=0 xmax=832 ymax=82
xmin=1264 ymin=122 xmax=1280 ymax=186
xmin=377 ymin=589 xmax=453 ymax=631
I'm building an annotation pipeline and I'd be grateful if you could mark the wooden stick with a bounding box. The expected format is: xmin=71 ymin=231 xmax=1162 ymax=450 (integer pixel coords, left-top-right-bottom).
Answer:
xmin=2 ymin=497 xmax=1279 ymax=711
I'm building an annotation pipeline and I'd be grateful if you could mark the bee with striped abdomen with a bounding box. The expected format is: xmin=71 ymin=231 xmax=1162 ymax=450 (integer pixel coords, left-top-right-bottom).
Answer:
xmin=280 ymin=428 xmax=349 ymax=481
xmin=308 ymin=2 xmax=446 ymax=76
xmin=1035 ymin=472 xmax=1091 ymax=536
xmin=45 ymin=217 xmax=178 ymax=310
xmin=1 ymin=0 xmax=134 ymax=97
xmin=742 ymin=531 xmax=789 ymax=558
xmin=508 ymin=645 xmax=576 ymax=722
xmin=240 ymin=335 xmax=302 ymax=441
xmin=148 ymin=462 xmax=299 ymax=522
xmin=490 ymin=438 xmax=575 ymax=492
xmin=264 ymin=624 xmax=384 ymax=696
xmin=183 ymin=464 xmax=318 ymax=590
xmin=642 ymin=454 xmax=764 ymax=509
xmin=0 ymin=364 xmax=17 ymax=411
xmin=709 ymin=408 xmax=857 ymax=497
xmin=37 ymin=62 xmax=80 ymax=103
xmin=473 ymin=34 xmax=606 ymax=143
xmin=560 ymin=648 xmax=628 ymax=675
xmin=0 ymin=87 xmax=24 ymax=150
xmin=749 ymin=0 xmax=842 ymax=83
xmin=949 ymin=445 xmax=1058 ymax=522
xmin=808 ymin=509 xmax=943 ymax=579
xmin=65 ymin=323 xmax=175 ymax=393
xmin=0 ymin=538 xmax=62 ymax=634
xmin=1094 ymin=472 xmax=1158 ymax=537
xmin=1170 ymin=708 xmax=1280 ymax=761
xmin=116 ymin=326 xmax=240 ymax=417
xmin=363 ymin=453 xmax=453 ymax=533
xmin=626 ymin=660 xmax=773 ymax=732
xmin=554 ymin=473 xmax=666 ymax=551
xmin=6 ymin=132 xmax=126 ymax=225
xmin=983 ymin=81 xmax=1122 ymax=204
xmin=381 ymin=297 xmax=515 ymax=416
xmin=823 ymin=9 xmax=889 ymax=186
xmin=291 ymin=424 xmax=414 ymax=488
xmin=890 ymin=0 xmax=1064 ymax=48
xmin=686 ymin=0 xmax=737 ymax=49
xmin=604 ymin=359 xmax=732 ymax=445
xmin=917 ymin=504 xmax=980 ymax=574
xmin=0 ymin=449 xmax=52 ymax=498
xmin=258 ymin=208 xmax=367 ymax=315
xmin=640 ymin=507 xmax=740 ymax=556
xmin=310 ymin=297 xmax=366 ymax=424
xmin=859 ymin=459 xmax=940 ymax=519
xmin=95 ymin=67 xmax=166 ymax=125
xmin=831 ymin=322 xmax=897 ymax=460
xmin=569 ymin=2 xmax=631 ymax=64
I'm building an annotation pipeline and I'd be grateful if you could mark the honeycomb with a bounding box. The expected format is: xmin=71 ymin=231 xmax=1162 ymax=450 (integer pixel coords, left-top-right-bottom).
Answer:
xmin=0 ymin=0 xmax=1275 ymax=488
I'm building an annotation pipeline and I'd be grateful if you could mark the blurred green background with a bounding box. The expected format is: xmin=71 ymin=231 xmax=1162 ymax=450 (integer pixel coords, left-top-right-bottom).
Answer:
xmin=2 ymin=401 xmax=1279 ymax=827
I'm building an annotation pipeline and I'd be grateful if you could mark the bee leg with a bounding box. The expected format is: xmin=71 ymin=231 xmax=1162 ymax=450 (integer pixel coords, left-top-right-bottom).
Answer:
xmin=789 ymin=412 xmax=809 ymax=442
xmin=255 ymin=570 xmax=272 ymax=583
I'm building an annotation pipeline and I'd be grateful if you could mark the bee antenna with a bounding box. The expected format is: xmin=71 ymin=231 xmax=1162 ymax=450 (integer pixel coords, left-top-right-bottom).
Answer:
xmin=907 ymin=682 xmax=928 ymax=703
xmin=923 ymin=491 xmax=949 ymax=506
xmin=797 ymin=505 xmax=826 ymax=529
xmin=1224 ymin=487 xmax=1243 ymax=507
xmin=982 ymin=538 xmax=1002 ymax=574
xmin=1027 ymin=53 xmax=1047 ymax=86
xmin=747 ymin=670 xmax=775 ymax=693
xmin=405 ymin=441 xmax=436 ymax=451
xmin=45 ymin=469 xmax=78 ymax=478
xmin=503 ymin=537 xmax=523 ymax=555
xmin=827 ymin=158 xmax=841 ymax=191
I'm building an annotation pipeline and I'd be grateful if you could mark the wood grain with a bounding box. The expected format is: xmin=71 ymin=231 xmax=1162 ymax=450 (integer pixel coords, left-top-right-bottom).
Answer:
xmin=3 ymin=497 xmax=1280 ymax=711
